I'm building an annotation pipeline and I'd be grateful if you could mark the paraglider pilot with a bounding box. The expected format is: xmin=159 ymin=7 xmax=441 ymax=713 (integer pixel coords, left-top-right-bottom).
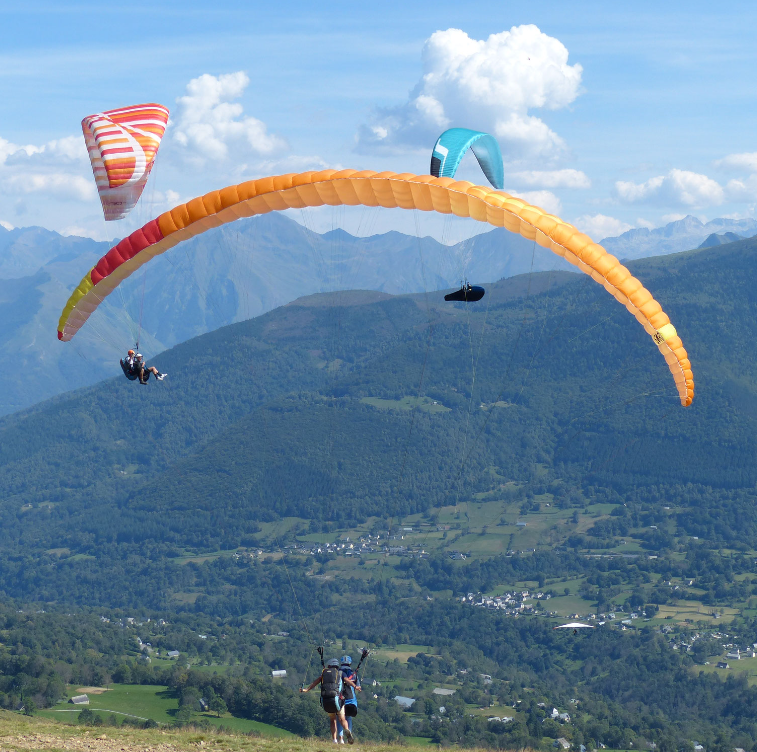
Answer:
xmin=121 ymin=349 xmax=167 ymax=385
xmin=301 ymin=658 xmax=356 ymax=744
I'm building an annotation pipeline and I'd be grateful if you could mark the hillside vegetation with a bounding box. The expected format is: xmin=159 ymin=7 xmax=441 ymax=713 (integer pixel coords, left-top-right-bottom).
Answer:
xmin=4 ymin=237 xmax=757 ymax=750
xmin=1 ymin=236 xmax=757 ymax=558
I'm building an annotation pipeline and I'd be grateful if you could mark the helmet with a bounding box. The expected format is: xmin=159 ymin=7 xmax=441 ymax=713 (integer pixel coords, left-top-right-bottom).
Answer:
xmin=327 ymin=658 xmax=340 ymax=667
xmin=128 ymin=350 xmax=135 ymax=356
xmin=341 ymin=655 xmax=353 ymax=666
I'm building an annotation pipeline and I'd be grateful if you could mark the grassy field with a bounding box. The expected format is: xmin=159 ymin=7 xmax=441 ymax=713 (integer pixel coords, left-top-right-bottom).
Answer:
xmin=656 ymin=603 xmax=739 ymax=624
xmin=468 ymin=704 xmax=516 ymax=718
xmin=371 ymin=645 xmax=437 ymax=663
xmin=0 ymin=710 xmax=451 ymax=752
xmin=36 ymin=684 xmax=293 ymax=738
xmin=360 ymin=396 xmax=451 ymax=413
xmin=38 ymin=685 xmax=176 ymax=725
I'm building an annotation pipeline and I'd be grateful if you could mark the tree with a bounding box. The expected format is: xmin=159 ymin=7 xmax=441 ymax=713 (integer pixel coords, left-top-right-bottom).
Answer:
xmin=23 ymin=699 xmax=36 ymax=716
xmin=175 ymin=707 xmax=192 ymax=723
xmin=209 ymin=695 xmax=228 ymax=718
xmin=180 ymin=686 xmax=201 ymax=711
xmin=113 ymin=664 xmax=132 ymax=684
xmin=77 ymin=707 xmax=102 ymax=726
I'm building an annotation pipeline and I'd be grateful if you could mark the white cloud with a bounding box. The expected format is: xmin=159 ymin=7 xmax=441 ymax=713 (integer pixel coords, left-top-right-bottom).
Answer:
xmin=635 ymin=218 xmax=655 ymax=230
xmin=0 ymin=136 xmax=43 ymax=165
xmin=61 ymin=225 xmax=97 ymax=238
xmin=356 ymin=25 xmax=582 ymax=161
xmin=509 ymin=168 xmax=590 ymax=189
xmin=573 ymin=213 xmax=632 ymax=241
xmin=665 ymin=170 xmax=724 ymax=206
xmin=615 ymin=175 xmax=665 ymax=202
xmin=244 ymin=154 xmax=333 ymax=177
xmin=3 ymin=173 xmax=95 ymax=201
xmin=724 ymin=174 xmax=757 ymax=202
xmin=714 ymin=152 xmax=757 ymax=172
xmin=173 ymin=72 xmax=286 ymax=164
xmin=615 ymin=169 xmax=724 ymax=208
xmin=0 ymin=134 xmax=86 ymax=166
xmin=506 ymin=189 xmax=562 ymax=215
xmin=0 ymin=219 xmax=13 ymax=230
xmin=0 ymin=137 xmax=20 ymax=164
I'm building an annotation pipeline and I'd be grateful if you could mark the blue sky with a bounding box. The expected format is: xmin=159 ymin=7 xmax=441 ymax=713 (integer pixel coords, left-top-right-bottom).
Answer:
xmin=1 ymin=0 xmax=756 ymax=242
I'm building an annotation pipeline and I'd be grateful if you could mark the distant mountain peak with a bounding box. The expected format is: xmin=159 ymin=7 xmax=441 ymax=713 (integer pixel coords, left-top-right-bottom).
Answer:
xmin=698 ymin=232 xmax=744 ymax=249
xmin=601 ymin=215 xmax=757 ymax=260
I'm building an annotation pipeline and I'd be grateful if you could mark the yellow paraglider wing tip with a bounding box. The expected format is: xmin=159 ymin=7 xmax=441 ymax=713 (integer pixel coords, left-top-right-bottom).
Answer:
xmin=653 ymin=323 xmax=678 ymax=344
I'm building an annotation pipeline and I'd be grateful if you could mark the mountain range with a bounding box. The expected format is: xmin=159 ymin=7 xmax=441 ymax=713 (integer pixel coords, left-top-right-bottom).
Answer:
xmin=1 ymin=210 xmax=755 ymax=416
xmin=601 ymin=214 xmax=757 ymax=259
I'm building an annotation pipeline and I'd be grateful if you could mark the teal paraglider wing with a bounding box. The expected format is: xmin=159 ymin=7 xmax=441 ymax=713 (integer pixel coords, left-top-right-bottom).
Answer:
xmin=430 ymin=128 xmax=504 ymax=190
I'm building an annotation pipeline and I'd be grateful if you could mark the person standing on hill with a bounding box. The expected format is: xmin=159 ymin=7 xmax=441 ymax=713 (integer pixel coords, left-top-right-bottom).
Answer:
xmin=301 ymin=658 xmax=356 ymax=744
xmin=338 ymin=655 xmax=361 ymax=744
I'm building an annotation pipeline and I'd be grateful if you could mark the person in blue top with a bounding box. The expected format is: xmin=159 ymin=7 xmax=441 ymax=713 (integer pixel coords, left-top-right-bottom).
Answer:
xmin=337 ymin=656 xmax=361 ymax=744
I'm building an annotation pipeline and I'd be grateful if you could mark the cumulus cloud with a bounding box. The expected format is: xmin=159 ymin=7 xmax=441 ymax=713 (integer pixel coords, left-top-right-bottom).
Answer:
xmin=615 ymin=169 xmax=725 ymax=208
xmin=0 ymin=132 xmax=93 ymax=210
xmin=0 ymin=219 xmax=13 ymax=231
xmin=509 ymin=168 xmax=590 ymax=189
xmin=356 ymin=25 xmax=582 ymax=161
xmin=3 ymin=173 xmax=95 ymax=201
xmin=615 ymin=175 xmax=665 ymax=202
xmin=724 ymin=174 xmax=757 ymax=202
xmin=714 ymin=152 xmax=757 ymax=172
xmin=0 ymin=134 xmax=85 ymax=166
xmin=573 ymin=214 xmax=633 ymax=241
xmin=173 ymin=72 xmax=286 ymax=164
xmin=506 ymin=189 xmax=562 ymax=215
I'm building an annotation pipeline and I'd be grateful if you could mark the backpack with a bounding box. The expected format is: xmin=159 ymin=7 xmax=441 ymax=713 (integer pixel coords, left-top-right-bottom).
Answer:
xmin=340 ymin=668 xmax=357 ymax=702
xmin=321 ymin=666 xmax=341 ymax=699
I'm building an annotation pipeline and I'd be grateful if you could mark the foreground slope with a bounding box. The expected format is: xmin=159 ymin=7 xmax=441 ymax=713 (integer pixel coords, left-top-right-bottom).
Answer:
xmin=0 ymin=712 xmax=440 ymax=752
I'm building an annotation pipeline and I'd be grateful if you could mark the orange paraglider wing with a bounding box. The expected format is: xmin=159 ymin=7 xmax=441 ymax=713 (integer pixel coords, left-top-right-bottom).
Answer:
xmin=57 ymin=170 xmax=694 ymax=406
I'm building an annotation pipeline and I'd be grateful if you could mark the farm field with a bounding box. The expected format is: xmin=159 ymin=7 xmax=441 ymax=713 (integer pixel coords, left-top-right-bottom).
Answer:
xmin=656 ymin=603 xmax=740 ymax=624
xmin=371 ymin=645 xmax=438 ymax=663
xmin=36 ymin=685 xmax=293 ymax=737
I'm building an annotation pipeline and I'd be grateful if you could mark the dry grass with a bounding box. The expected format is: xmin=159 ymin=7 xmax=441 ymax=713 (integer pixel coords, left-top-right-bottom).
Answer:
xmin=0 ymin=710 xmax=461 ymax=752
xmin=0 ymin=708 xmax=544 ymax=752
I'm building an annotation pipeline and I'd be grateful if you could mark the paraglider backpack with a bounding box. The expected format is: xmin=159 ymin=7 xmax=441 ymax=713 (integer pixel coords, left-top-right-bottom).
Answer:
xmin=341 ymin=668 xmax=357 ymax=701
xmin=320 ymin=666 xmax=341 ymax=699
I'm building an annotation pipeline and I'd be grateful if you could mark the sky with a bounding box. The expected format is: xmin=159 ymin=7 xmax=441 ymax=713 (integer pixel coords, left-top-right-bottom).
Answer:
xmin=1 ymin=0 xmax=757 ymax=243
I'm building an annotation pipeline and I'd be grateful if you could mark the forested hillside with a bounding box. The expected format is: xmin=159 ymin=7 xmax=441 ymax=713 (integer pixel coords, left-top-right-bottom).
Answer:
xmin=2 ymin=236 xmax=757 ymax=552
xmin=0 ymin=214 xmax=560 ymax=415
xmin=4 ymin=237 xmax=757 ymax=750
